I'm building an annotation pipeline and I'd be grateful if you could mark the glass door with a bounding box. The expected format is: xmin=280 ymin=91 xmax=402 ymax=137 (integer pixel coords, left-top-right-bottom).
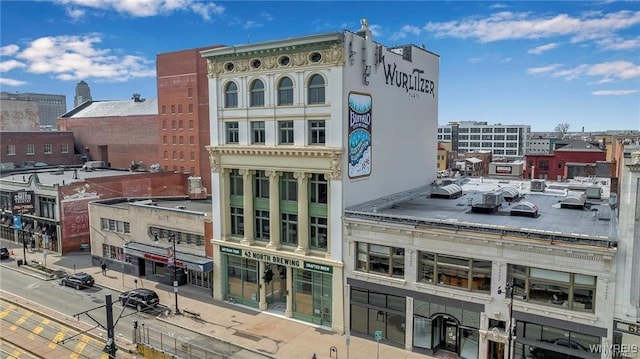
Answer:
xmin=266 ymin=265 xmax=286 ymax=310
xmin=444 ymin=319 xmax=458 ymax=352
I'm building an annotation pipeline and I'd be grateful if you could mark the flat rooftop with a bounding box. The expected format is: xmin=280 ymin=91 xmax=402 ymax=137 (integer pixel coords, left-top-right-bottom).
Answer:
xmin=1 ymin=168 xmax=147 ymax=186
xmin=345 ymin=177 xmax=617 ymax=247
xmin=96 ymin=198 xmax=212 ymax=217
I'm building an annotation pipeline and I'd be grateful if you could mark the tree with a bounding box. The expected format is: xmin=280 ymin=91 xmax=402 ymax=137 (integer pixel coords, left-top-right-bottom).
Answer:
xmin=555 ymin=122 xmax=570 ymax=137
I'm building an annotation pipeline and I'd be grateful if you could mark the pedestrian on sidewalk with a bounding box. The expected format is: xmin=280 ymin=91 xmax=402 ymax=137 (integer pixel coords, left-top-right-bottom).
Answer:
xmin=312 ymin=353 xmax=317 ymax=359
xmin=101 ymin=262 xmax=107 ymax=276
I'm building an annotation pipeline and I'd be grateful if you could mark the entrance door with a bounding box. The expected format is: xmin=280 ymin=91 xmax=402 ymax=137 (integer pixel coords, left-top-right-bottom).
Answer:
xmin=444 ymin=319 xmax=458 ymax=352
xmin=266 ymin=265 xmax=286 ymax=310
xmin=487 ymin=340 xmax=505 ymax=359
xmin=432 ymin=316 xmax=459 ymax=354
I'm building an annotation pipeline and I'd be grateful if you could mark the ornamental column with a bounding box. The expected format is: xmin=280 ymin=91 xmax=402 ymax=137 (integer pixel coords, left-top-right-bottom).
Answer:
xmin=239 ymin=169 xmax=255 ymax=245
xmin=266 ymin=170 xmax=281 ymax=250
xmin=220 ymin=168 xmax=231 ymax=241
xmin=294 ymin=171 xmax=311 ymax=254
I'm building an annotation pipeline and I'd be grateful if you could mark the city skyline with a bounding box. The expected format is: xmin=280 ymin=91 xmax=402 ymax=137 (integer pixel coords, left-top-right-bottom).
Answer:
xmin=1 ymin=0 xmax=639 ymax=132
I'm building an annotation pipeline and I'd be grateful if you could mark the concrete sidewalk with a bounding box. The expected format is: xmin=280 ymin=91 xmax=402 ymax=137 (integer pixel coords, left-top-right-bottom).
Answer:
xmin=0 ymin=241 xmax=435 ymax=359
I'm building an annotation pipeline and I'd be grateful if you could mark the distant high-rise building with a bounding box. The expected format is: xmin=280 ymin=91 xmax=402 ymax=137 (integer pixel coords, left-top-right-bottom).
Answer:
xmin=74 ymin=80 xmax=92 ymax=108
xmin=0 ymin=91 xmax=67 ymax=128
xmin=438 ymin=121 xmax=531 ymax=158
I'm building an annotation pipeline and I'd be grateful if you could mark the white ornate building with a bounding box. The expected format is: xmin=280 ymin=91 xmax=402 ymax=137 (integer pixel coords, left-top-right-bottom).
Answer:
xmin=203 ymin=20 xmax=439 ymax=333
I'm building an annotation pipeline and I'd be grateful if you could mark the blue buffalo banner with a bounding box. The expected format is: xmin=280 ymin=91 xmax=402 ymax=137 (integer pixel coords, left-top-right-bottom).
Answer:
xmin=348 ymin=92 xmax=372 ymax=178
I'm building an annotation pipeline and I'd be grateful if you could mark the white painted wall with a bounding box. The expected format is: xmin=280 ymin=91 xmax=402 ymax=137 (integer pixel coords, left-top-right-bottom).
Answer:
xmin=340 ymin=33 xmax=439 ymax=207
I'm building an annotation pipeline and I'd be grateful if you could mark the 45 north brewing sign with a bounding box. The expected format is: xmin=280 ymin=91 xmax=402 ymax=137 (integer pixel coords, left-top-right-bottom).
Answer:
xmin=12 ymin=190 xmax=34 ymax=214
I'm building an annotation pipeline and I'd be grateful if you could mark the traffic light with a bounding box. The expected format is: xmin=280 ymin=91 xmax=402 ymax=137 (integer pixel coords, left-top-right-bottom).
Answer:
xmin=263 ymin=267 xmax=274 ymax=284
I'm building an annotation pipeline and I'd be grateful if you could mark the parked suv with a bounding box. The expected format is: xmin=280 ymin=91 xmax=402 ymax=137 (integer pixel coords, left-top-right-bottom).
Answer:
xmin=0 ymin=247 xmax=10 ymax=260
xmin=60 ymin=272 xmax=95 ymax=290
xmin=118 ymin=289 xmax=160 ymax=311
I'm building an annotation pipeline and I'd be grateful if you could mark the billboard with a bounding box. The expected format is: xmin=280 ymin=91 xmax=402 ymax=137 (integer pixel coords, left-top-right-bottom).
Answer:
xmin=12 ymin=190 xmax=34 ymax=214
xmin=61 ymin=195 xmax=99 ymax=239
xmin=496 ymin=166 xmax=513 ymax=174
xmin=348 ymin=92 xmax=372 ymax=178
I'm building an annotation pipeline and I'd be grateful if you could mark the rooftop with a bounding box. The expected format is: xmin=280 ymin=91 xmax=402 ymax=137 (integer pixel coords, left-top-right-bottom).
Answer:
xmin=94 ymin=198 xmax=211 ymax=217
xmin=61 ymin=98 xmax=158 ymax=118
xmin=1 ymin=167 xmax=146 ymax=187
xmin=345 ymin=177 xmax=616 ymax=247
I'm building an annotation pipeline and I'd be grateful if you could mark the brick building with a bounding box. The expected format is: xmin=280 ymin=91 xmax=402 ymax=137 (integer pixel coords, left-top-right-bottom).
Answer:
xmin=57 ymin=97 xmax=159 ymax=170
xmin=0 ymin=131 xmax=78 ymax=168
xmin=156 ymin=45 xmax=223 ymax=194
xmin=524 ymin=140 xmax=606 ymax=180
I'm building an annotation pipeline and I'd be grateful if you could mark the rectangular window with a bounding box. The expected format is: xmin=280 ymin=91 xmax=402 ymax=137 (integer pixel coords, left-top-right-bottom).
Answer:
xmin=188 ymin=88 xmax=193 ymax=97
xmin=494 ymin=128 xmax=505 ymax=133
xmin=171 ymin=105 xmax=176 ymax=114
xmin=226 ymin=122 xmax=239 ymax=144
xmin=230 ymin=169 xmax=243 ymax=196
xmin=507 ymin=265 xmax=595 ymax=312
xmin=309 ymin=120 xmax=325 ymax=145
xmin=178 ymin=105 xmax=183 ymax=114
xmin=26 ymin=144 xmax=35 ymax=155
xmin=310 ymin=174 xmax=327 ymax=204
xmin=172 ymin=120 xmax=176 ymax=129
xmin=255 ymin=210 xmax=270 ymax=241
xmin=179 ymin=136 xmax=184 ymax=145
xmin=43 ymin=144 xmax=52 ymax=154
xmin=39 ymin=197 xmax=56 ymax=219
xmin=61 ymin=143 xmax=69 ymax=153
xmin=251 ymin=121 xmax=266 ymax=144
xmin=178 ymin=120 xmax=183 ymax=129
xmin=230 ymin=207 xmax=244 ymax=236
xmin=172 ymin=136 xmax=177 ymax=144
xmin=281 ymin=213 xmax=298 ymax=246
xmin=356 ymin=242 xmax=405 ymax=278
xmin=254 ymin=170 xmax=269 ymax=198
xmin=482 ymin=128 xmax=493 ymax=133
xmin=279 ymin=172 xmax=297 ymax=201
xmin=418 ymin=252 xmax=492 ymax=292
xmin=188 ymin=104 xmax=194 ymax=113
xmin=310 ymin=216 xmax=328 ymax=251
xmin=162 ymin=105 xmax=167 ymax=115
xmin=189 ymin=119 xmax=194 ymax=129
xmin=190 ymin=152 xmax=195 ymax=161
xmin=189 ymin=136 xmax=194 ymax=145
xmin=5 ymin=145 xmax=15 ymax=156
xmin=279 ymin=121 xmax=294 ymax=145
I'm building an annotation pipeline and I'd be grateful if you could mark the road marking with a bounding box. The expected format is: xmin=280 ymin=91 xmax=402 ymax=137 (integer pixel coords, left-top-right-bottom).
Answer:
xmin=10 ymin=349 xmax=21 ymax=358
xmin=69 ymin=334 xmax=90 ymax=359
xmin=10 ymin=314 xmax=31 ymax=331
xmin=0 ymin=304 xmax=16 ymax=319
xmin=29 ymin=325 xmax=44 ymax=339
xmin=50 ymin=330 xmax=66 ymax=349
xmin=101 ymin=354 xmax=109 ymax=359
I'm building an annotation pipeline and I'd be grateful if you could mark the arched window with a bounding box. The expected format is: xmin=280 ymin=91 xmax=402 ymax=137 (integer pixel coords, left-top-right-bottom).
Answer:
xmin=308 ymin=74 xmax=325 ymax=104
xmin=277 ymin=77 xmax=293 ymax=106
xmin=224 ymin=82 xmax=238 ymax=108
xmin=250 ymin=79 xmax=265 ymax=107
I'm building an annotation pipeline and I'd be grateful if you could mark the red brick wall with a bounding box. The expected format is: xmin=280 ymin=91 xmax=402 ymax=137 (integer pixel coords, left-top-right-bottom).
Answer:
xmin=0 ymin=131 xmax=77 ymax=166
xmin=524 ymin=151 xmax=606 ymax=180
xmin=157 ymin=45 xmax=222 ymax=194
xmin=57 ymin=114 xmax=160 ymax=170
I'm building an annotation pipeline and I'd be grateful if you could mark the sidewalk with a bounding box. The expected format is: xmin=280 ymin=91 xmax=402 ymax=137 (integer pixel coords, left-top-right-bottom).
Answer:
xmin=0 ymin=242 xmax=435 ymax=359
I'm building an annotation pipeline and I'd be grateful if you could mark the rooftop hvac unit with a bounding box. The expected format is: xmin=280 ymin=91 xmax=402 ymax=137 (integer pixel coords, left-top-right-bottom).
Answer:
xmin=188 ymin=177 xmax=202 ymax=194
xmin=483 ymin=192 xmax=503 ymax=206
xmin=585 ymin=186 xmax=602 ymax=200
xmin=530 ymin=179 xmax=546 ymax=192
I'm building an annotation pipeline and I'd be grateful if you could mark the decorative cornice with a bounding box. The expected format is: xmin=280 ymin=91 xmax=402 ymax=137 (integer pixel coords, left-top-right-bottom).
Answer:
xmin=207 ymin=45 xmax=344 ymax=77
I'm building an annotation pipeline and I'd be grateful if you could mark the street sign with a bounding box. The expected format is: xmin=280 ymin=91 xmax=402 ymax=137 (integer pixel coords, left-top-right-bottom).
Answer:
xmin=374 ymin=330 xmax=383 ymax=342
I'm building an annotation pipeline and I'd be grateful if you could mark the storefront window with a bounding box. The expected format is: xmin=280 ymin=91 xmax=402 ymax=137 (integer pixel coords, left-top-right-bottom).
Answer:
xmin=517 ymin=321 xmax=600 ymax=358
xmin=350 ymin=288 xmax=406 ymax=346
xmin=227 ymin=256 xmax=258 ymax=306
xmin=293 ymin=269 xmax=332 ymax=326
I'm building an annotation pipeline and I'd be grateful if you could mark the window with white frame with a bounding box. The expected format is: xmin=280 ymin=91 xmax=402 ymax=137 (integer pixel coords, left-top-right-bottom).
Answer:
xmin=309 ymin=120 xmax=325 ymax=145
xmin=230 ymin=169 xmax=243 ymax=196
xmin=26 ymin=144 xmax=35 ymax=155
xmin=100 ymin=218 xmax=131 ymax=234
xmin=251 ymin=121 xmax=266 ymax=144
xmin=279 ymin=172 xmax=297 ymax=201
xmin=278 ymin=121 xmax=294 ymax=145
xmin=254 ymin=210 xmax=270 ymax=241
xmin=281 ymin=213 xmax=298 ymax=246
xmin=309 ymin=173 xmax=327 ymax=204
xmin=277 ymin=77 xmax=294 ymax=106
xmin=224 ymin=82 xmax=238 ymax=108
xmin=5 ymin=145 xmax=15 ymax=156
xmin=356 ymin=242 xmax=405 ymax=278
xmin=310 ymin=216 xmax=327 ymax=251
xmin=226 ymin=122 xmax=239 ymax=144
xmin=230 ymin=207 xmax=244 ymax=236
xmin=254 ymin=170 xmax=269 ymax=198
xmin=418 ymin=252 xmax=491 ymax=292
xmin=308 ymin=74 xmax=325 ymax=104
xmin=250 ymin=79 xmax=265 ymax=107
xmin=39 ymin=197 xmax=55 ymax=219
xmin=44 ymin=144 xmax=52 ymax=154
xmin=61 ymin=143 xmax=69 ymax=153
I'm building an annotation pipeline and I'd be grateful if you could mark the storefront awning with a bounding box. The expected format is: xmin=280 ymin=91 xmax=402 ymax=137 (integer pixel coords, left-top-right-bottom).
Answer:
xmin=124 ymin=242 xmax=213 ymax=272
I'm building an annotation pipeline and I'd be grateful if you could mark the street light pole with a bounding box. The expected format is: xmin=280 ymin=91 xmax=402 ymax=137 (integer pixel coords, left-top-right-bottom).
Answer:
xmin=170 ymin=234 xmax=180 ymax=315
xmin=499 ymin=278 xmax=516 ymax=359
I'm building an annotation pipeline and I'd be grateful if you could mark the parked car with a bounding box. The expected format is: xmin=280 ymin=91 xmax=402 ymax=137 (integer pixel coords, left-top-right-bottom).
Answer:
xmin=0 ymin=247 xmax=10 ymax=260
xmin=60 ymin=272 xmax=95 ymax=290
xmin=529 ymin=338 xmax=591 ymax=359
xmin=118 ymin=289 xmax=160 ymax=311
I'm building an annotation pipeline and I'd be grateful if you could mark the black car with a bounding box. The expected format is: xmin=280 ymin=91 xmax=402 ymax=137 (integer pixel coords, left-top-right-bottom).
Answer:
xmin=0 ymin=247 xmax=10 ymax=260
xmin=118 ymin=289 xmax=160 ymax=311
xmin=529 ymin=338 xmax=591 ymax=359
xmin=61 ymin=272 xmax=95 ymax=290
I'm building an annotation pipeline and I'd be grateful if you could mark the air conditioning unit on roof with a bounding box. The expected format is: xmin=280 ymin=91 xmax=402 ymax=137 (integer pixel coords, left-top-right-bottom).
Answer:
xmin=531 ymin=179 xmax=546 ymax=192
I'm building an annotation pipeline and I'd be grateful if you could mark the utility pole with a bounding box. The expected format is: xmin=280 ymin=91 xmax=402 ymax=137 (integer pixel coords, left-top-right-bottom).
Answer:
xmin=170 ymin=234 xmax=180 ymax=315
xmin=104 ymin=294 xmax=116 ymax=358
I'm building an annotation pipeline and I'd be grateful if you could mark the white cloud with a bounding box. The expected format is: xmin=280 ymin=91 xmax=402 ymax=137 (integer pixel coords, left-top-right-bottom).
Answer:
xmin=592 ymin=89 xmax=638 ymax=95
xmin=1 ymin=44 xmax=20 ymax=56
xmin=490 ymin=3 xmax=508 ymax=9
xmin=424 ymin=10 xmax=640 ymax=44
xmin=260 ymin=12 xmax=273 ymax=22
xmin=0 ymin=78 xmax=27 ymax=86
xmin=243 ymin=20 xmax=262 ymax=30
xmin=528 ymin=42 xmax=559 ymax=55
xmin=390 ymin=25 xmax=422 ymax=41
xmin=9 ymin=34 xmax=155 ymax=82
xmin=0 ymin=59 xmax=27 ymax=72
xmin=54 ymin=0 xmax=224 ymax=20
xmin=596 ymin=36 xmax=640 ymax=50
xmin=526 ymin=63 xmax=563 ymax=74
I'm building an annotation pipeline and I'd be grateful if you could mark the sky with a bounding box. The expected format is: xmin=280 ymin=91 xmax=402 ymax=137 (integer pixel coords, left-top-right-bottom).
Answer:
xmin=1 ymin=1 xmax=639 ymax=132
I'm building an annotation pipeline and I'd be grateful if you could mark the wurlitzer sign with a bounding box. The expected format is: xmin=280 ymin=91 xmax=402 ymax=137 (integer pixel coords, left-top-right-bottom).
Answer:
xmin=12 ymin=190 xmax=34 ymax=214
